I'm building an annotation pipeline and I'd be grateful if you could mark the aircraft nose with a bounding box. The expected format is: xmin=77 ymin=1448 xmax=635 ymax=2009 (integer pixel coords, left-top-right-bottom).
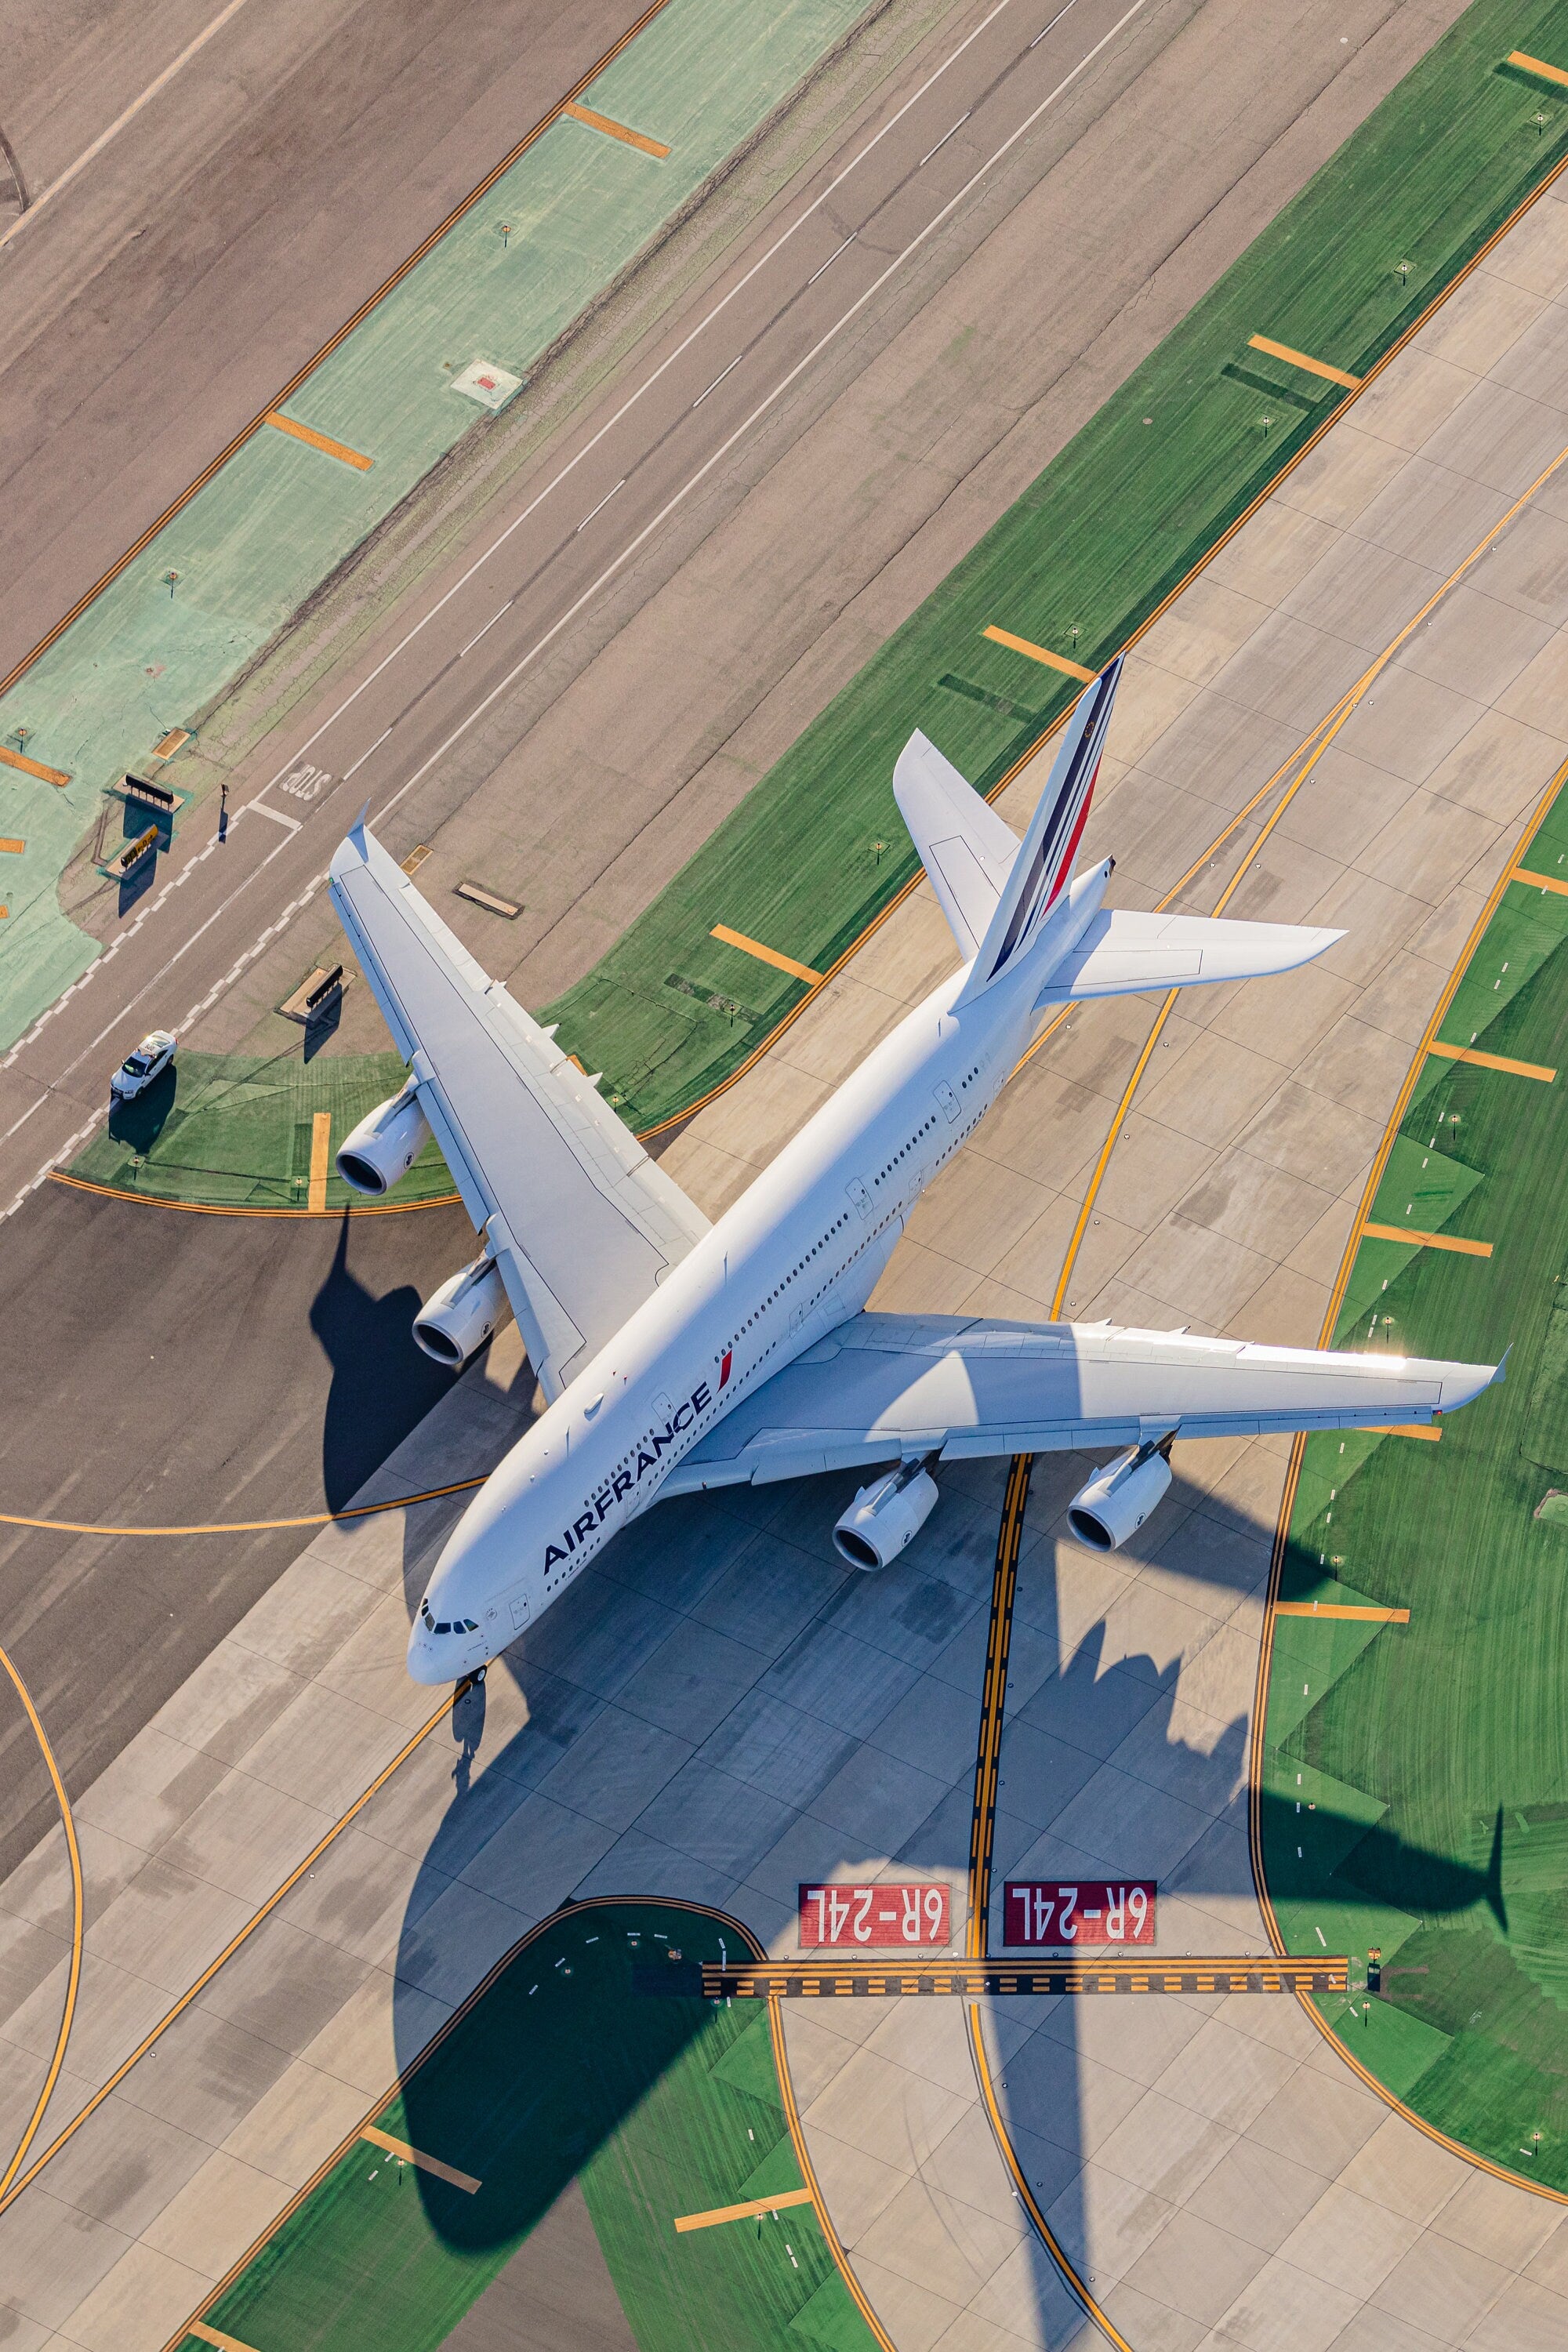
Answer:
xmin=405 ymin=1624 xmax=448 ymax=1686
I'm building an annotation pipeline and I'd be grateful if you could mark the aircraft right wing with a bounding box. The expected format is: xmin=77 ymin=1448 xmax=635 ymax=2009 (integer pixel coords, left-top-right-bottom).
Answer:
xmin=663 ymin=1312 xmax=1497 ymax=1490
xmin=330 ymin=822 xmax=710 ymax=1400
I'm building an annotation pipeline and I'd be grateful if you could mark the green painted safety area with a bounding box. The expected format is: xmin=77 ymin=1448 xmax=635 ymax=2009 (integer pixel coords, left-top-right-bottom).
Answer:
xmin=67 ymin=1049 xmax=453 ymax=1211
xmin=542 ymin=0 xmax=1568 ymax=1130
xmin=1261 ymin=773 xmax=1568 ymax=2188
xmin=0 ymin=0 xmax=875 ymax=1053
xmin=173 ymin=1902 xmax=878 ymax=2352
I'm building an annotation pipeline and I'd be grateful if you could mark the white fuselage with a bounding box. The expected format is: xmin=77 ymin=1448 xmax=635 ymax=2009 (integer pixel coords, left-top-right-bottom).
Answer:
xmin=407 ymin=866 xmax=1110 ymax=1682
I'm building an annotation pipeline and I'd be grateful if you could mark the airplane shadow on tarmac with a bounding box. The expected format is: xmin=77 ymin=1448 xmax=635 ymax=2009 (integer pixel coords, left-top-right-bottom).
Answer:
xmin=310 ymin=1218 xmax=458 ymax=1508
xmin=386 ymin=1454 xmax=1504 ymax=2343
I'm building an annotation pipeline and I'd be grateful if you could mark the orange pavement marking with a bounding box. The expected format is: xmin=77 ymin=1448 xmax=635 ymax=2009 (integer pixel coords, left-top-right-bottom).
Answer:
xmin=264 ymin=411 xmax=374 ymax=470
xmin=1510 ymin=49 xmax=1568 ymax=87
xmin=1247 ymin=334 xmax=1361 ymax=390
xmin=0 ymin=840 xmax=21 ymax=855
xmin=561 ymin=98 xmax=670 ymax=157
xmin=1362 ymin=1221 xmax=1493 ymax=1258
xmin=1428 ymin=1040 xmax=1556 ymax=1083
xmin=1511 ymin=864 xmax=1568 ymax=896
xmin=982 ymin=623 xmax=1096 ymax=681
xmin=191 ymin=2326 xmax=263 ymax=2352
xmin=675 ymin=2187 xmax=815 ymax=2233
xmin=1276 ymin=1602 xmax=1410 ymax=1622
xmin=360 ymin=2123 xmax=480 ymax=2192
xmin=150 ymin=728 xmax=190 ymax=760
xmin=0 ymin=746 xmax=68 ymax=786
xmin=307 ymin=1112 xmax=331 ymax=1213
xmin=711 ymin=924 xmax=823 ymax=984
xmin=1388 ymin=1423 xmax=1443 ymax=1442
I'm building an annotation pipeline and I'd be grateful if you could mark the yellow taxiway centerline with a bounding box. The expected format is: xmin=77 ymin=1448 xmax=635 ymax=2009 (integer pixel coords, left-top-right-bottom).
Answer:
xmin=1361 ymin=1221 xmax=1493 ymax=1258
xmin=710 ymin=924 xmax=823 ymax=984
xmin=674 ymin=2187 xmax=815 ymax=2232
xmin=1275 ymin=1602 xmax=1410 ymax=1623
xmin=264 ymin=412 xmax=375 ymax=470
xmin=982 ymin=623 xmax=1096 ymax=681
xmin=561 ymin=98 xmax=670 ymax=157
xmin=1247 ymin=333 xmax=1361 ymax=390
xmin=360 ymin=2123 xmax=480 ymax=2192
xmin=1428 ymin=1040 xmax=1556 ymax=1082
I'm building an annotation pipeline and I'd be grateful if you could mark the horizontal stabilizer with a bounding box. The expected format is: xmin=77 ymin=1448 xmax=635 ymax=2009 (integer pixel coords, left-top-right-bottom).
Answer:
xmin=892 ymin=732 xmax=1019 ymax=959
xmin=1033 ymin=909 xmax=1344 ymax=1005
xmin=663 ymin=1312 xmax=1495 ymax=1490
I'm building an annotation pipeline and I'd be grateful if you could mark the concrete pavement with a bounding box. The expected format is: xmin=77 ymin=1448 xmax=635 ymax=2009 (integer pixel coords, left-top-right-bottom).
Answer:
xmin=8 ymin=151 xmax=1568 ymax=2352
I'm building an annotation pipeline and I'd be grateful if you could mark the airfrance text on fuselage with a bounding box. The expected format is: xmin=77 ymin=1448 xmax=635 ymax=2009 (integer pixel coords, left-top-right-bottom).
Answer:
xmin=543 ymin=1369 xmax=724 ymax=1566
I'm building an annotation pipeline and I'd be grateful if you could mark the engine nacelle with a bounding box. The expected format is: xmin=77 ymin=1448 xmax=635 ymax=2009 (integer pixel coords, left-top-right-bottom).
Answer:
xmin=336 ymin=1085 xmax=430 ymax=1196
xmin=1067 ymin=1444 xmax=1172 ymax=1551
xmin=833 ymin=1457 xmax=938 ymax=1570
xmin=412 ymin=1254 xmax=506 ymax=1368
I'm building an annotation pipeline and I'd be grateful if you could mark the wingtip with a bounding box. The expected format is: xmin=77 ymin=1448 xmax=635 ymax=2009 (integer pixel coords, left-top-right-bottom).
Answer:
xmin=1492 ymin=1344 xmax=1512 ymax=1386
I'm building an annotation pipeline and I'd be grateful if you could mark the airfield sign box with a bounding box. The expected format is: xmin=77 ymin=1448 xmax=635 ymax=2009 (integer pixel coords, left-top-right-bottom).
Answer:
xmin=799 ymin=1882 xmax=950 ymax=1947
xmin=1004 ymin=1880 xmax=1156 ymax=1946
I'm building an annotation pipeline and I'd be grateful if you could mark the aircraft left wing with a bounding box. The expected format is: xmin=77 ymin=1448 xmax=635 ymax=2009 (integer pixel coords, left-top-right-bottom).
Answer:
xmin=663 ymin=1312 xmax=1496 ymax=1490
xmin=1032 ymin=909 xmax=1344 ymax=1005
xmin=330 ymin=822 xmax=710 ymax=1399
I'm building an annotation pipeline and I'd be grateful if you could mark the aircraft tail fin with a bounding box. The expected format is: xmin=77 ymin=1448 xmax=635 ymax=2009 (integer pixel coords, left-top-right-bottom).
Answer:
xmin=892 ymin=733 xmax=1020 ymax=960
xmin=954 ymin=654 xmax=1122 ymax=1004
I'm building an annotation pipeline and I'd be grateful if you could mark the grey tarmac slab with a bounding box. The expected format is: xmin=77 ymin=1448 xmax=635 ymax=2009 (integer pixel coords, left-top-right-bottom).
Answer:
xmin=11 ymin=24 xmax=1568 ymax=2352
xmin=0 ymin=0 xmax=1477 ymax=1218
xmin=0 ymin=0 xmax=680 ymax=682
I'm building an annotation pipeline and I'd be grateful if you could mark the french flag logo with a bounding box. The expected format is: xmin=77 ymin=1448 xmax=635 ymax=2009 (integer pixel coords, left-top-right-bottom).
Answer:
xmin=719 ymin=1348 xmax=732 ymax=1389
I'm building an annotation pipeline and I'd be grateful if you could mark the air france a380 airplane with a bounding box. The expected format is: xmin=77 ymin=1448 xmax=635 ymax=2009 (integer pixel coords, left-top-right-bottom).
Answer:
xmin=328 ymin=659 xmax=1498 ymax=1686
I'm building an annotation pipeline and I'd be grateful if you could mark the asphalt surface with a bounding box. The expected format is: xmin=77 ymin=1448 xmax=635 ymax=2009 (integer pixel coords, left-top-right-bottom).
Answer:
xmin=0 ymin=0 xmax=1469 ymax=1218
xmin=0 ymin=1182 xmax=477 ymax=1875
xmin=0 ymin=0 xmax=670 ymax=684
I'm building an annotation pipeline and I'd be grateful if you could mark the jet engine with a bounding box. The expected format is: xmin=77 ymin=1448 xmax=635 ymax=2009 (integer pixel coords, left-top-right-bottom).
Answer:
xmin=1066 ymin=1439 xmax=1173 ymax=1551
xmin=833 ymin=1456 xmax=939 ymax=1570
xmin=412 ymin=1254 xmax=506 ymax=1368
xmin=336 ymin=1084 xmax=430 ymax=1195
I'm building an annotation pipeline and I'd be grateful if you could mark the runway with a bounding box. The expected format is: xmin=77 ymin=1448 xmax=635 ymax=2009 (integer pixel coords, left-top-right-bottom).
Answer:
xmin=0 ymin=0 xmax=1466 ymax=1218
xmin=0 ymin=1181 xmax=476 ymax=1875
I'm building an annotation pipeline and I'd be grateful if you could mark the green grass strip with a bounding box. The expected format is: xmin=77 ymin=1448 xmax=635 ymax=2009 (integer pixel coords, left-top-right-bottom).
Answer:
xmin=1261 ymin=786 xmax=1568 ymax=2190
xmin=180 ymin=1901 xmax=877 ymax=2352
xmin=67 ymin=1049 xmax=454 ymax=1210
xmin=542 ymin=0 xmax=1568 ymax=1131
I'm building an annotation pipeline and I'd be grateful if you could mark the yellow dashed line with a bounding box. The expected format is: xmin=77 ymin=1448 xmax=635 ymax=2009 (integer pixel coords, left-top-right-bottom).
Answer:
xmin=0 ymin=746 xmax=69 ymax=786
xmin=674 ymin=2187 xmax=815 ymax=2232
xmin=982 ymin=623 xmax=1096 ymax=681
xmin=1276 ymin=1602 xmax=1410 ymax=1623
xmin=710 ymin=924 xmax=823 ymax=984
xmin=1428 ymin=1040 xmax=1555 ymax=1082
xmin=1362 ymin=1221 xmax=1493 ymax=1258
xmin=1247 ymin=334 xmax=1361 ymax=390
xmin=307 ymin=1111 xmax=331 ymax=1213
xmin=561 ymin=98 xmax=670 ymax=157
xmin=264 ymin=412 xmax=374 ymax=470
xmin=360 ymin=2124 xmax=480 ymax=2193
xmin=1509 ymin=49 xmax=1568 ymax=88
